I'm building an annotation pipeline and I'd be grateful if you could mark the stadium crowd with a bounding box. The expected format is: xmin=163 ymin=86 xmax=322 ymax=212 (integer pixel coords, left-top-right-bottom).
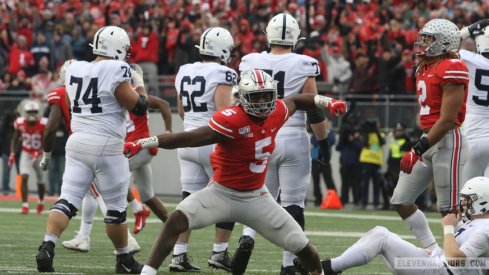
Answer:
xmin=0 ymin=0 xmax=488 ymax=98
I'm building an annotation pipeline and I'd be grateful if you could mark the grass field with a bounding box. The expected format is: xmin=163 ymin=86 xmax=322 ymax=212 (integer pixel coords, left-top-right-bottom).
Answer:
xmin=0 ymin=199 xmax=444 ymax=274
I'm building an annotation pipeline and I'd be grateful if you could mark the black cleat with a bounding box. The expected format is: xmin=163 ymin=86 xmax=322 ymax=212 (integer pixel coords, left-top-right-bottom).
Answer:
xmin=36 ymin=241 xmax=55 ymax=272
xmin=321 ymin=259 xmax=341 ymax=275
xmin=169 ymin=253 xmax=201 ymax=272
xmin=115 ymin=253 xmax=143 ymax=274
xmin=231 ymin=235 xmax=255 ymax=275
xmin=208 ymin=249 xmax=232 ymax=272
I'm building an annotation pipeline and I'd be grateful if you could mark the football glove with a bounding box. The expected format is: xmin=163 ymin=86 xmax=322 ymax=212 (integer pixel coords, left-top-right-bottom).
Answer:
xmin=130 ymin=64 xmax=145 ymax=89
xmin=39 ymin=151 xmax=52 ymax=171
xmin=460 ymin=19 xmax=489 ymax=39
xmin=400 ymin=148 xmax=420 ymax=174
xmin=314 ymin=95 xmax=348 ymax=116
xmin=124 ymin=141 xmax=142 ymax=159
xmin=7 ymin=153 xmax=15 ymax=167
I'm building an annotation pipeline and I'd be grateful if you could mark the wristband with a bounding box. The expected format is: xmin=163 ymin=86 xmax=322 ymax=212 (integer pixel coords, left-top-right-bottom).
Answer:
xmin=139 ymin=136 xmax=159 ymax=149
xmin=314 ymin=95 xmax=332 ymax=109
xmin=444 ymin=225 xmax=455 ymax=235
xmin=414 ymin=136 xmax=429 ymax=156
xmin=43 ymin=151 xmax=52 ymax=160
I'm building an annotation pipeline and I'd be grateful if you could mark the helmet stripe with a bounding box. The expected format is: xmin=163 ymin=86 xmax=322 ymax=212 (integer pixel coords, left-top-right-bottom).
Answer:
xmin=254 ymin=70 xmax=265 ymax=89
xmin=95 ymin=27 xmax=107 ymax=50
xmin=281 ymin=14 xmax=286 ymax=40
xmin=202 ymin=27 xmax=213 ymax=50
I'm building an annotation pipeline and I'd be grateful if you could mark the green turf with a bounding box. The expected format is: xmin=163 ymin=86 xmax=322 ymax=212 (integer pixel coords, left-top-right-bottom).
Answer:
xmin=0 ymin=199 xmax=443 ymax=274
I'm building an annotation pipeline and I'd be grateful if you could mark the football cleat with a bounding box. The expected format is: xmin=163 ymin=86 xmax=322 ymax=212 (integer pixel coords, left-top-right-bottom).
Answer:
xmin=208 ymin=249 xmax=232 ymax=272
xmin=37 ymin=203 xmax=44 ymax=215
xmin=133 ymin=207 xmax=150 ymax=234
xmin=115 ymin=253 xmax=143 ymax=274
xmin=62 ymin=232 xmax=90 ymax=252
xmin=36 ymin=241 xmax=55 ymax=272
xmin=293 ymin=257 xmax=309 ymax=275
xmin=321 ymin=259 xmax=341 ymax=275
xmin=169 ymin=253 xmax=201 ymax=272
xmin=21 ymin=206 xmax=29 ymax=214
xmin=280 ymin=265 xmax=301 ymax=275
xmin=231 ymin=235 xmax=255 ymax=275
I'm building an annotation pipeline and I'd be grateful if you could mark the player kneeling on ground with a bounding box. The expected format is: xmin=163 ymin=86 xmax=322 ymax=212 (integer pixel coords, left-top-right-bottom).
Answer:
xmin=124 ymin=70 xmax=347 ymax=275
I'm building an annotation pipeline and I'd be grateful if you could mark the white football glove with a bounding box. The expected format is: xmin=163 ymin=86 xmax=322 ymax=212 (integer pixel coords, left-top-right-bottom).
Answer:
xmin=130 ymin=64 xmax=145 ymax=89
xmin=39 ymin=151 xmax=52 ymax=171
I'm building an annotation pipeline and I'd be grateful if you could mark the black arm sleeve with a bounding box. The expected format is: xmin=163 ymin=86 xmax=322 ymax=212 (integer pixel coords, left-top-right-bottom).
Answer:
xmin=306 ymin=108 xmax=325 ymax=124
xmin=132 ymin=96 xmax=149 ymax=116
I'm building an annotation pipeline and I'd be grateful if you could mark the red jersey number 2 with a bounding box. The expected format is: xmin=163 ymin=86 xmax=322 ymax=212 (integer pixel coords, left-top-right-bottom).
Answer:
xmin=418 ymin=80 xmax=431 ymax=115
xmin=250 ymin=136 xmax=272 ymax=173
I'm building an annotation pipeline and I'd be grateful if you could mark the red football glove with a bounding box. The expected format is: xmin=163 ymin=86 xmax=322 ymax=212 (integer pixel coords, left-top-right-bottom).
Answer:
xmin=327 ymin=99 xmax=348 ymax=116
xmin=123 ymin=142 xmax=142 ymax=158
xmin=400 ymin=148 xmax=420 ymax=174
xmin=7 ymin=153 xmax=15 ymax=167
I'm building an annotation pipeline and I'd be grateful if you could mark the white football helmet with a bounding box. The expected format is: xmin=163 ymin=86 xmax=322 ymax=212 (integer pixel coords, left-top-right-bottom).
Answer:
xmin=239 ymin=70 xmax=277 ymax=118
xmin=459 ymin=177 xmax=489 ymax=219
xmin=58 ymin=59 xmax=76 ymax=84
xmin=475 ymin=27 xmax=489 ymax=54
xmin=195 ymin=27 xmax=234 ymax=64
xmin=90 ymin=26 xmax=131 ymax=61
xmin=265 ymin=13 xmax=300 ymax=47
xmin=415 ymin=19 xmax=460 ymax=57
xmin=24 ymin=100 xmax=40 ymax=122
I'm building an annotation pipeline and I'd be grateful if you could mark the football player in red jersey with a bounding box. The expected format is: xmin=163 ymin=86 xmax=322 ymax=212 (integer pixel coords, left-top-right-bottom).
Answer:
xmin=124 ymin=70 xmax=348 ymax=275
xmin=390 ymin=19 xmax=469 ymax=252
xmin=9 ymin=100 xmax=47 ymax=214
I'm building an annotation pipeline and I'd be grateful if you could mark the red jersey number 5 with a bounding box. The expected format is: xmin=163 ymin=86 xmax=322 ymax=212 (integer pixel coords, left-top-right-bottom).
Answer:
xmin=250 ymin=137 xmax=271 ymax=173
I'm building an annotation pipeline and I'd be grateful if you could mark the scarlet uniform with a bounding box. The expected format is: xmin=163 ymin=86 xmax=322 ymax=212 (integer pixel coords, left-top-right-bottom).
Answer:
xmin=391 ymin=58 xmax=469 ymax=213
xmin=417 ymin=59 xmax=468 ymax=129
xmin=47 ymin=87 xmax=72 ymax=134
xmin=14 ymin=117 xmax=48 ymax=155
xmin=208 ymin=99 xmax=288 ymax=191
xmin=126 ymin=112 xmax=157 ymax=156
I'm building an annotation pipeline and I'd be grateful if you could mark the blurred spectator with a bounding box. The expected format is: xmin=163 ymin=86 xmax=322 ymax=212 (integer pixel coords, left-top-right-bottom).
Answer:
xmin=9 ymin=70 xmax=30 ymax=91
xmin=234 ymin=19 xmax=254 ymax=56
xmin=310 ymin=129 xmax=337 ymax=206
xmin=349 ymin=52 xmax=376 ymax=95
xmin=31 ymin=57 xmax=54 ymax=100
xmin=359 ymin=119 xmax=385 ymax=209
xmin=132 ymin=23 xmax=160 ymax=96
xmin=8 ymin=35 xmax=35 ymax=75
xmin=383 ymin=123 xmax=412 ymax=210
xmin=336 ymin=113 xmax=362 ymax=206
xmin=324 ymin=46 xmax=352 ymax=94
xmin=461 ymin=38 xmax=476 ymax=53
xmin=173 ymin=20 xmax=198 ymax=73
xmin=401 ymin=49 xmax=415 ymax=94
xmin=303 ymin=36 xmax=327 ymax=81
xmin=52 ymin=31 xmax=73 ymax=68
xmin=369 ymin=44 xmax=406 ymax=94
xmin=31 ymin=32 xmax=54 ymax=73
xmin=0 ymin=111 xmax=16 ymax=195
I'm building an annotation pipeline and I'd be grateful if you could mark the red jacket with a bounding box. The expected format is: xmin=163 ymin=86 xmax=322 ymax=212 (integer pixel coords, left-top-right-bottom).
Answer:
xmin=132 ymin=32 xmax=159 ymax=63
xmin=8 ymin=45 xmax=34 ymax=74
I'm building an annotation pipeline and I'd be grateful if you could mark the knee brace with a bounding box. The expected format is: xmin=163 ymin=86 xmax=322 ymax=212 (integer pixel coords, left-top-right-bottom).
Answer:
xmin=51 ymin=199 xmax=78 ymax=219
xmin=284 ymin=205 xmax=305 ymax=230
xmin=216 ymin=222 xmax=235 ymax=231
xmin=104 ymin=210 xmax=127 ymax=224
xmin=182 ymin=191 xmax=191 ymax=200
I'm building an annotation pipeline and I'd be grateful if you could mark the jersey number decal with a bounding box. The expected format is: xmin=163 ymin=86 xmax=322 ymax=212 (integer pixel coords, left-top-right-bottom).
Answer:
xmin=261 ymin=69 xmax=285 ymax=98
xmin=121 ymin=66 xmax=132 ymax=78
xmin=70 ymin=76 xmax=102 ymax=114
xmin=473 ymin=69 xmax=489 ymax=106
xmin=180 ymin=76 xmax=208 ymax=112
xmin=249 ymin=137 xmax=272 ymax=173
xmin=417 ymin=80 xmax=431 ymax=115
xmin=225 ymin=71 xmax=237 ymax=84
xmin=21 ymin=133 xmax=42 ymax=150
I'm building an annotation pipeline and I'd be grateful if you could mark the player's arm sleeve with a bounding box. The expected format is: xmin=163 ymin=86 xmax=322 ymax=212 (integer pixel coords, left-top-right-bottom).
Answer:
xmin=299 ymin=56 xmax=321 ymax=77
xmin=208 ymin=110 xmax=237 ymax=140
xmin=219 ymin=67 xmax=238 ymax=86
xmin=47 ymin=90 xmax=61 ymax=107
xmin=459 ymin=232 xmax=489 ymax=257
xmin=438 ymin=60 xmax=469 ymax=87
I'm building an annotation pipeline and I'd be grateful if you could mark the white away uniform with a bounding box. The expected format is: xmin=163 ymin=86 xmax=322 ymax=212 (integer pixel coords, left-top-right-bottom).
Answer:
xmin=329 ymin=220 xmax=489 ymax=275
xmin=60 ymin=60 xmax=131 ymax=212
xmin=460 ymin=50 xmax=489 ymax=184
xmin=175 ymin=62 xmax=237 ymax=193
xmin=239 ymin=52 xmax=320 ymax=207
